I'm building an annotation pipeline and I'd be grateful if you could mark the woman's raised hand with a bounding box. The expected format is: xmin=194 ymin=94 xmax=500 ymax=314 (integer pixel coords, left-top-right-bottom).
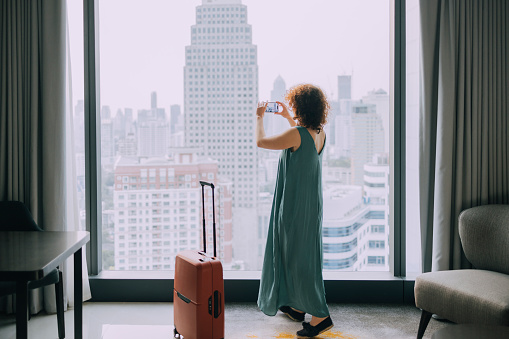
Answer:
xmin=275 ymin=101 xmax=296 ymax=127
xmin=275 ymin=101 xmax=292 ymax=120
xmin=256 ymin=101 xmax=268 ymax=118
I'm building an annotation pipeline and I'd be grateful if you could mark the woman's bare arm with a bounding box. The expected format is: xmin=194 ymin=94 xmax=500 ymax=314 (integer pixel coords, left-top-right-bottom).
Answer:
xmin=255 ymin=101 xmax=301 ymax=150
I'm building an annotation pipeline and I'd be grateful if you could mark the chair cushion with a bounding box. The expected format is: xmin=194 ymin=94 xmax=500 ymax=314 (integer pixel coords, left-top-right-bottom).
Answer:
xmin=459 ymin=205 xmax=509 ymax=275
xmin=415 ymin=269 xmax=509 ymax=326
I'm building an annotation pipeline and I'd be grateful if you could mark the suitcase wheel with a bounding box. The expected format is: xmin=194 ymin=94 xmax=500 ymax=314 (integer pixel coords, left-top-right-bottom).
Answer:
xmin=173 ymin=327 xmax=183 ymax=338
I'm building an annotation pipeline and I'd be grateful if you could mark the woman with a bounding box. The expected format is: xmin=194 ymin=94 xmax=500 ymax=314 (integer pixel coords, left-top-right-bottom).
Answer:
xmin=256 ymin=84 xmax=333 ymax=338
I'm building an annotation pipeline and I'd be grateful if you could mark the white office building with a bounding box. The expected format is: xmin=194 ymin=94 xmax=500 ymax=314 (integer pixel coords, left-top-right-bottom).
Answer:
xmin=184 ymin=0 xmax=258 ymax=209
xmin=350 ymin=103 xmax=385 ymax=186
xmin=184 ymin=0 xmax=259 ymax=269
xmin=362 ymin=89 xmax=390 ymax=153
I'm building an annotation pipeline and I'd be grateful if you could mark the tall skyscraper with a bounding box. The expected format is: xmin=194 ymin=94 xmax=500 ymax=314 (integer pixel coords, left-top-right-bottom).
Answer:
xmin=184 ymin=0 xmax=259 ymax=269
xmin=151 ymin=91 xmax=158 ymax=110
xmin=184 ymin=0 xmax=258 ymax=209
xmin=266 ymin=75 xmax=287 ymax=137
xmin=137 ymin=93 xmax=169 ymax=158
xmin=170 ymin=104 xmax=182 ymax=135
xmin=350 ymin=103 xmax=384 ymax=185
xmin=338 ymin=75 xmax=352 ymax=101
xmin=113 ymin=108 xmax=126 ymax=141
xmin=362 ymin=89 xmax=390 ymax=153
xmin=270 ymin=75 xmax=286 ymax=102
xmin=124 ymin=108 xmax=135 ymax=135
xmin=335 ymin=75 xmax=353 ymax=158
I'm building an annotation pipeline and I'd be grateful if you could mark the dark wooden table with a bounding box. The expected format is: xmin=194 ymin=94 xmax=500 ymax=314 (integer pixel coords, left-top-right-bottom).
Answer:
xmin=0 ymin=231 xmax=90 ymax=339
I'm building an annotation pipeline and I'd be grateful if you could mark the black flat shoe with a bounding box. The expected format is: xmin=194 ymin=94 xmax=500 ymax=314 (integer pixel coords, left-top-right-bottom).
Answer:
xmin=296 ymin=316 xmax=334 ymax=338
xmin=278 ymin=306 xmax=305 ymax=322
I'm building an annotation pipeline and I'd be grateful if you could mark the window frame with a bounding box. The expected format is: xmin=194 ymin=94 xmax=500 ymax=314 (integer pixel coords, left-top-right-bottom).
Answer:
xmin=84 ymin=0 xmax=409 ymax=302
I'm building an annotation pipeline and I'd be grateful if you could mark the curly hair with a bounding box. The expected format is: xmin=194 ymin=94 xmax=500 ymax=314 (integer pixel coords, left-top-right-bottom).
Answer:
xmin=284 ymin=84 xmax=330 ymax=133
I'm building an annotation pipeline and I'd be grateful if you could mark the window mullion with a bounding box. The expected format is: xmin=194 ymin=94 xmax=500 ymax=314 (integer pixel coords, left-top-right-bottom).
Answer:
xmin=84 ymin=0 xmax=102 ymax=275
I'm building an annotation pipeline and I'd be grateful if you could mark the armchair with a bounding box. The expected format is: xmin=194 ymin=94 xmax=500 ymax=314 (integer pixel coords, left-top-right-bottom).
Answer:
xmin=414 ymin=205 xmax=509 ymax=338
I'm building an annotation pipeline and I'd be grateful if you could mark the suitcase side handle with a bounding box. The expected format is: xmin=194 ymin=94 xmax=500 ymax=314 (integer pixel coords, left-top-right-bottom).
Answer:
xmin=207 ymin=290 xmax=222 ymax=318
xmin=213 ymin=290 xmax=222 ymax=318
xmin=200 ymin=181 xmax=217 ymax=258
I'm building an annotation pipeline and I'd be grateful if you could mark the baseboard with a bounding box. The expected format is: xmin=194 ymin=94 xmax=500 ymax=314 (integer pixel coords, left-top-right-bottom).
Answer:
xmin=89 ymin=274 xmax=416 ymax=305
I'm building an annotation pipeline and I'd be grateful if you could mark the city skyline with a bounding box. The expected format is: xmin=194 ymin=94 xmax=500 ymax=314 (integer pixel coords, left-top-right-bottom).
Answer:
xmin=70 ymin=0 xmax=398 ymax=272
xmin=68 ymin=0 xmax=389 ymax=113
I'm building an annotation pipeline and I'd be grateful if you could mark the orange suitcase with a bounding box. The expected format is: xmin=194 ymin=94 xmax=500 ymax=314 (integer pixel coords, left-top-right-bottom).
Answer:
xmin=173 ymin=181 xmax=224 ymax=339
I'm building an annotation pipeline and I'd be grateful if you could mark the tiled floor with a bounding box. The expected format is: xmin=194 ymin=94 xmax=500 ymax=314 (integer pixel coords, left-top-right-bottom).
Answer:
xmin=0 ymin=302 xmax=452 ymax=339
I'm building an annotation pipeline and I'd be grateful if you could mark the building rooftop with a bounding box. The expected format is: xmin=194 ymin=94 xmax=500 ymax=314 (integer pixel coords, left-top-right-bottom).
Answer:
xmin=202 ymin=0 xmax=242 ymax=5
xmin=113 ymin=151 xmax=217 ymax=168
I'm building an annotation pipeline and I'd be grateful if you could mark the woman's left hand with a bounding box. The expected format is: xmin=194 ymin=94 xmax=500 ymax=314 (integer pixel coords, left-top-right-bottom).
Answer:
xmin=256 ymin=101 xmax=267 ymax=118
xmin=275 ymin=101 xmax=292 ymax=120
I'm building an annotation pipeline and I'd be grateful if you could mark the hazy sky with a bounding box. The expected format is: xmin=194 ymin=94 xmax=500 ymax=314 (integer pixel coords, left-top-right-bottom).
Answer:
xmin=68 ymin=0 xmax=389 ymax=115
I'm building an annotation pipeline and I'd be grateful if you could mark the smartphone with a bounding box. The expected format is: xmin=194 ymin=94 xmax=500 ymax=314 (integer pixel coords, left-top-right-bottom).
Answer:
xmin=265 ymin=102 xmax=279 ymax=113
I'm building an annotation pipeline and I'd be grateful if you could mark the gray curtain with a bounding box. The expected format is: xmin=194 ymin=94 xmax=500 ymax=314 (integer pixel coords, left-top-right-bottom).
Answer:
xmin=419 ymin=0 xmax=509 ymax=273
xmin=0 ymin=0 xmax=75 ymax=314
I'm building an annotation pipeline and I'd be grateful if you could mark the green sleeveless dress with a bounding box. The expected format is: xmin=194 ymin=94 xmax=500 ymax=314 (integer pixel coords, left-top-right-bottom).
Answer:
xmin=257 ymin=126 xmax=329 ymax=318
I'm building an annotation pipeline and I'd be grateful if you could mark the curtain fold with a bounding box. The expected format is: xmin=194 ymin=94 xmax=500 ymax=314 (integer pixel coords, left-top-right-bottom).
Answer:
xmin=419 ymin=0 xmax=509 ymax=273
xmin=0 ymin=0 xmax=91 ymax=314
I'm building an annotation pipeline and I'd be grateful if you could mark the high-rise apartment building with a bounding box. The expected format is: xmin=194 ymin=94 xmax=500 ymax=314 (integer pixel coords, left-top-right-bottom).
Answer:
xmin=113 ymin=149 xmax=233 ymax=271
xmin=184 ymin=0 xmax=258 ymax=209
xmin=322 ymin=176 xmax=389 ymax=271
xmin=361 ymin=154 xmax=390 ymax=271
xmin=322 ymin=185 xmax=364 ymax=271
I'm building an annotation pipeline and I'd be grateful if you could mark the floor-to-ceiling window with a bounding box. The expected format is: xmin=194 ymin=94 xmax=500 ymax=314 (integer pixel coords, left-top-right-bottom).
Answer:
xmin=71 ymin=0 xmax=418 ymax=286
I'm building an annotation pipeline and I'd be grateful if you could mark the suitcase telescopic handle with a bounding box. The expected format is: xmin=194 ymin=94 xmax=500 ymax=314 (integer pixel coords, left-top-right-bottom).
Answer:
xmin=200 ymin=181 xmax=216 ymax=258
